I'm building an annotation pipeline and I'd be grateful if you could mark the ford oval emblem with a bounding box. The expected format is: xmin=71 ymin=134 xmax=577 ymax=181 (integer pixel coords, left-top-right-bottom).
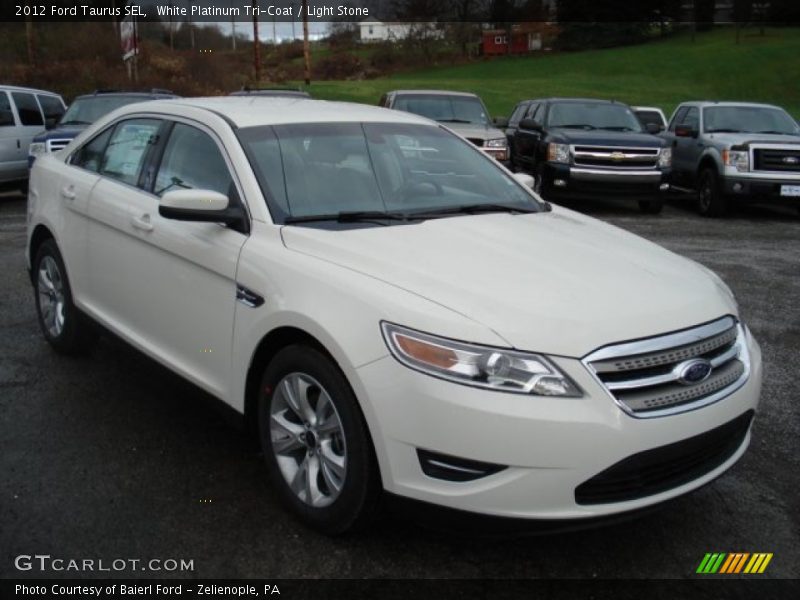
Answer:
xmin=783 ymin=156 xmax=799 ymax=165
xmin=676 ymin=359 xmax=713 ymax=385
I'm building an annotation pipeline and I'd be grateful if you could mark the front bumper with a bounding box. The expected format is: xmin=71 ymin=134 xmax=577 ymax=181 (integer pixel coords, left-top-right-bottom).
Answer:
xmin=542 ymin=163 xmax=671 ymax=202
xmin=723 ymin=174 xmax=800 ymax=205
xmin=355 ymin=332 xmax=761 ymax=520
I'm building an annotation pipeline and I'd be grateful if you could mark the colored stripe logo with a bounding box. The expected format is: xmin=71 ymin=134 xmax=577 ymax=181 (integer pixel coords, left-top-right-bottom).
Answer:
xmin=696 ymin=552 xmax=773 ymax=574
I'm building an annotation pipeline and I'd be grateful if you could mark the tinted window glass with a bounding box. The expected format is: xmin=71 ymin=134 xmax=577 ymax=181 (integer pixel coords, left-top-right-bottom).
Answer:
xmin=392 ymin=95 xmax=489 ymax=126
xmin=155 ymin=123 xmax=232 ymax=197
xmin=635 ymin=110 xmax=665 ymax=129
xmin=669 ymin=107 xmax=689 ymax=132
xmin=527 ymin=103 xmax=541 ymax=120
xmin=680 ymin=107 xmax=699 ymax=130
xmin=60 ymin=95 xmax=151 ymax=126
xmin=101 ymin=119 xmax=161 ymax=186
xmin=37 ymin=95 xmax=65 ymax=123
xmin=703 ymin=106 xmax=799 ymax=135
xmin=72 ymin=127 xmax=114 ymax=172
xmin=547 ymin=102 xmax=642 ymax=131
xmin=11 ymin=92 xmax=43 ymax=126
xmin=509 ymin=103 xmax=527 ymax=126
xmin=0 ymin=92 xmax=14 ymax=127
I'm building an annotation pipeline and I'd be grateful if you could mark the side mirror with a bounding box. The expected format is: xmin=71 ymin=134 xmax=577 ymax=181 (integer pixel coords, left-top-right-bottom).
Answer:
xmin=674 ymin=125 xmax=698 ymax=138
xmin=493 ymin=116 xmax=509 ymax=128
xmin=513 ymin=172 xmax=535 ymax=189
xmin=159 ymin=189 xmax=243 ymax=226
xmin=45 ymin=117 xmax=58 ymax=130
xmin=644 ymin=122 xmax=663 ymax=134
xmin=519 ymin=118 xmax=543 ymax=132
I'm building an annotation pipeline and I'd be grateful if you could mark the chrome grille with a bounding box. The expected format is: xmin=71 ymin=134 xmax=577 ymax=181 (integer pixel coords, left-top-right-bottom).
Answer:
xmin=753 ymin=147 xmax=800 ymax=173
xmin=47 ymin=138 xmax=72 ymax=152
xmin=584 ymin=317 xmax=749 ymax=418
xmin=572 ymin=145 xmax=659 ymax=169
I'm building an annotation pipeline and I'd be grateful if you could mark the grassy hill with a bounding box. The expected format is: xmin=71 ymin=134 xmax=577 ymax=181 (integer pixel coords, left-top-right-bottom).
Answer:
xmin=307 ymin=28 xmax=800 ymax=120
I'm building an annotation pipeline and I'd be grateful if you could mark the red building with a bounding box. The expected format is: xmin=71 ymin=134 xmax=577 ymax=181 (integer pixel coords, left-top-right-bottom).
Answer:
xmin=481 ymin=29 xmax=542 ymax=56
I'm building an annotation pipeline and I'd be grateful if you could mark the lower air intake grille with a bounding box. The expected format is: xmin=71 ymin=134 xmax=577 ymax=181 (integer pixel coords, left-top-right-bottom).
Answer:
xmin=575 ymin=410 xmax=753 ymax=505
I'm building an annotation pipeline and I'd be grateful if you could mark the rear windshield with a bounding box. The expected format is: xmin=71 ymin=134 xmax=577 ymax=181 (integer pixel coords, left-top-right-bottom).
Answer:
xmin=238 ymin=122 xmax=538 ymax=223
xmin=392 ymin=95 xmax=489 ymax=126
xmin=59 ymin=95 xmax=153 ymax=126
xmin=635 ymin=110 xmax=666 ymax=129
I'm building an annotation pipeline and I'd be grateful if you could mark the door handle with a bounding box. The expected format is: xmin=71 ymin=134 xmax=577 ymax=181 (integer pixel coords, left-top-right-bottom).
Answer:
xmin=60 ymin=186 xmax=76 ymax=200
xmin=131 ymin=214 xmax=154 ymax=232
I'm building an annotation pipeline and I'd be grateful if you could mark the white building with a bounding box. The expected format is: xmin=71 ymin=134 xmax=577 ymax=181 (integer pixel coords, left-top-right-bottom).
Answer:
xmin=358 ymin=18 xmax=413 ymax=42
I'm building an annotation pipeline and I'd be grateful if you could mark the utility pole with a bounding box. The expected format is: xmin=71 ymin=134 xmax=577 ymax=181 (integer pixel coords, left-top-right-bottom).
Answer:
xmin=252 ymin=0 xmax=261 ymax=84
xmin=25 ymin=17 xmax=35 ymax=65
xmin=302 ymin=0 xmax=310 ymax=85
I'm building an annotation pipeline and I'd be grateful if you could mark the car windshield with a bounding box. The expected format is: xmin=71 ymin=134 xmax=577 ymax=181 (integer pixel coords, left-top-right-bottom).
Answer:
xmin=59 ymin=95 xmax=151 ymax=126
xmin=392 ymin=95 xmax=489 ymax=126
xmin=703 ymin=106 xmax=800 ymax=134
xmin=548 ymin=102 xmax=644 ymax=132
xmin=239 ymin=122 xmax=540 ymax=224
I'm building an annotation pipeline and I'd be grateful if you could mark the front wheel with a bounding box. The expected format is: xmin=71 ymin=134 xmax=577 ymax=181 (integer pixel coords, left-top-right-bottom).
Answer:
xmin=697 ymin=168 xmax=728 ymax=217
xmin=33 ymin=239 xmax=96 ymax=354
xmin=638 ymin=198 xmax=664 ymax=214
xmin=258 ymin=345 xmax=380 ymax=534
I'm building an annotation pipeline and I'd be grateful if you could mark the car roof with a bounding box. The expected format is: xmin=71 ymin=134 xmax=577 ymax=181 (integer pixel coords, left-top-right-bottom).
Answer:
xmin=632 ymin=106 xmax=665 ymax=112
xmin=526 ymin=98 xmax=631 ymax=105
xmin=388 ymin=90 xmax=480 ymax=98
xmin=74 ymin=91 xmax=178 ymax=100
xmin=0 ymin=84 xmax=62 ymax=96
xmin=230 ymin=89 xmax=310 ymax=98
xmin=121 ymin=97 xmax=435 ymax=128
xmin=678 ymin=101 xmax=785 ymax=110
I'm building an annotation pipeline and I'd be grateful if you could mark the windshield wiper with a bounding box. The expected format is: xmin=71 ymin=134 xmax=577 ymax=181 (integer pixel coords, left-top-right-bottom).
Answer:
xmin=600 ymin=126 xmax=635 ymax=131
xmin=411 ymin=203 xmax=538 ymax=218
xmin=283 ymin=211 xmax=411 ymax=225
xmin=755 ymin=130 xmax=796 ymax=135
xmin=437 ymin=119 xmax=474 ymax=124
xmin=58 ymin=120 xmax=91 ymax=126
xmin=705 ymin=128 xmax=742 ymax=133
xmin=556 ymin=124 xmax=596 ymax=130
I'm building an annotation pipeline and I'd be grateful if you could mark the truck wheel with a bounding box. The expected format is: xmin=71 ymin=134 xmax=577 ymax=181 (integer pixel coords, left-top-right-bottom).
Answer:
xmin=258 ymin=344 xmax=381 ymax=535
xmin=697 ymin=168 xmax=728 ymax=217
xmin=638 ymin=198 xmax=664 ymax=214
xmin=33 ymin=239 xmax=97 ymax=354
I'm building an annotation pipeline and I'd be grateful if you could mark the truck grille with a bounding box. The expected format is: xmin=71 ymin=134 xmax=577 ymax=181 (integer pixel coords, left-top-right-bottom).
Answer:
xmin=46 ymin=138 xmax=73 ymax=152
xmin=753 ymin=148 xmax=800 ymax=172
xmin=584 ymin=316 xmax=749 ymax=418
xmin=572 ymin=145 xmax=659 ymax=169
xmin=575 ymin=410 xmax=753 ymax=504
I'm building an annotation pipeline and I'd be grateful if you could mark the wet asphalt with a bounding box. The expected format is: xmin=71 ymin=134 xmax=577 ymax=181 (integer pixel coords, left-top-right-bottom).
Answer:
xmin=1 ymin=190 xmax=798 ymax=581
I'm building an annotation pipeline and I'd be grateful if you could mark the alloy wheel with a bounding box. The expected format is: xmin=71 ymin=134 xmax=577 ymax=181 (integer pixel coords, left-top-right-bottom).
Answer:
xmin=38 ymin=255 xmax=66 ymax=338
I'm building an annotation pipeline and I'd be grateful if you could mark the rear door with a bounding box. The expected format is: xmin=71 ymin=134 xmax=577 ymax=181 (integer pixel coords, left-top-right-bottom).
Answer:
xmin=669 ymin=106 xmax=702 ymax=186
xmin=10 ymin=91 xmax=45 ymax=167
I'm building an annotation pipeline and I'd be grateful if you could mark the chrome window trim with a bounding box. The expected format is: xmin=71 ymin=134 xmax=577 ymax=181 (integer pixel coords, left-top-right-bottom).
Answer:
xmin=582 ymin=317 xmax=750 ymax=419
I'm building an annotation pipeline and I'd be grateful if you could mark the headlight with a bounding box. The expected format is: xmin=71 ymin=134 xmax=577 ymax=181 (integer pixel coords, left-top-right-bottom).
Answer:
xmin=547 ymin=143 xmax=570 ymax=164
xmin=485 ymin=138 xmax=507 ymax=149
xmin=381 ymin=323 xmax=583 ymax=397
xmin=723 ymin=149 xmax=749 ymax=172
xmin=657 ymin=147 xmax=672 ymax=168
xmin=28 ymin=142 xmax=47 ymax=157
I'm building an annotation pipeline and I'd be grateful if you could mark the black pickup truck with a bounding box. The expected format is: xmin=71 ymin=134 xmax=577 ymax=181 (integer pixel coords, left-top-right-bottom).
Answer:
xmin=498 ymin=98 xmax=672 ymax=214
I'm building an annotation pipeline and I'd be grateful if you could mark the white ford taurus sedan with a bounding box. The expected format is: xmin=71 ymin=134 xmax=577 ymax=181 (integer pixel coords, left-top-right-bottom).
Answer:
xmin=26 ymin=97 xmax=762 ymax=533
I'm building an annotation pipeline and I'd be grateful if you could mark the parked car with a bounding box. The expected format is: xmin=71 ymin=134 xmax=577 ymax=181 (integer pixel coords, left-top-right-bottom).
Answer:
xmin=633 ymin=106 xmax=668 ymax=132
xmin=379 ymin=90 xmax=509 ymax=162
xmin=0 ymin=85 xmax=65 ymax=193
xmin=663 ymin=101 xmax=800 ymax=216
xmin=28 ymin=89 xmax=178 ymax=168
xmin=501 ymin=98 xmax=672 ymax=213
xmin=230 ymin=87 xmax=311 ymax=98
xmin=27 ymin=97 xmax=761 ymax=533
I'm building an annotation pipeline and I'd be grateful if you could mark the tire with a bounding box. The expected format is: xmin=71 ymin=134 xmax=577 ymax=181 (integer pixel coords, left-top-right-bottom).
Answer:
xmin=697 ymin=167 xmax=728 ymax=217
xmin=258 ymin=344 xmax=381 ymax=534
xmin=33 ymin=239 xmax=96 ymax=354
xmin=638 ymin=198 xmax=664 ymax=214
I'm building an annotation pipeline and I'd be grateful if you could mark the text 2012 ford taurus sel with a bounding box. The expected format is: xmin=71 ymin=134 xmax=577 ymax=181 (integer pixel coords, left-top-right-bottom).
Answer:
xmin=26 ymin=98 xmax=762 ymax=534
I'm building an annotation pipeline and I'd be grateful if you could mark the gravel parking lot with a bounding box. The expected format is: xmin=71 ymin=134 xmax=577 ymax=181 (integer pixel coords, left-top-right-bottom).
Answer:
xmin=1 ymin=190 xmax=798 ymax=580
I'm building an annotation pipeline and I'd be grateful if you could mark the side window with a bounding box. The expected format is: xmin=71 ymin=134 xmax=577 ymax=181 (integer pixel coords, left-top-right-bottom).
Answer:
xmin=681 ymin=107 xmax=699 ymax=130
xmin=0 ymin=92 xmax=15 ymax=127
xmin=71 ymin=127 xmax=114 ymax=172
xmin=509 ymin=103 xmax=527 ymax=127
xmin=37 ymin=95 xmax=65 ymax=124
xmin=11 ymin=92 xmax=44 ymax=126
xmin=527 ymin=103 xmax=542 ymax=121
xmin=101 ymin=119 xmax=161 ymax=186
xmin=378 ymin=94 xmax=387 ymax=108
xmin=669 ymin=106 xmax=689 ymax=132
xmin=154 ymin=123 xmax=233 ymax=198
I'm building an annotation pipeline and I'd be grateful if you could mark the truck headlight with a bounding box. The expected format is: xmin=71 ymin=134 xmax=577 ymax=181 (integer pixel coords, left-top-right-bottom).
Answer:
xmin=547 ymin=143 xmax=570 ymax=164
xmin=485 ymin=138 xmax=507 ymax=149
xmin=381 ymin=322 xmax=583 ymax=397
xmin=28 ymin=143 xmax=47 ymax=157
xmin=658 ymin=147 xmax=672 ymax=168
xmin=723 ymin=149 xmax=749 ymax=172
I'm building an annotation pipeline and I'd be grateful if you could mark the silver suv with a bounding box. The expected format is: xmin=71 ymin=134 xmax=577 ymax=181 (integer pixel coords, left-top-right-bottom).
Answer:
xmin=664 ymin=101 xmax=800 ymax=216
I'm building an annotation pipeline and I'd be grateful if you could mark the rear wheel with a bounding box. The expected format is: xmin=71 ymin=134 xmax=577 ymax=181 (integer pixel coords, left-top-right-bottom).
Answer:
xmin=258 ymin=345 xmax=380 ymax=534
xmin=697 ymin=167 xmax=728 ymax=217
xmin=33 ymin=239 xmax=96 ymax=354
xmin=638 ymin=198 xmax=664 ymax=214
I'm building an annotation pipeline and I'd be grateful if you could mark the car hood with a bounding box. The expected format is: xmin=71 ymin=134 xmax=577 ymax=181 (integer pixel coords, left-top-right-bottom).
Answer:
xmin=550 ymin=128 xmax=665 ymax=148
xmin=33 ymin=126 xmax=86 ymax=143
xmin=706 ymin=132 xmax=800 ymax=147
xmin=442 ymin=122 xmax=505 ymax=142
xmin=280 ymin=208 xmax=736 ymax=357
